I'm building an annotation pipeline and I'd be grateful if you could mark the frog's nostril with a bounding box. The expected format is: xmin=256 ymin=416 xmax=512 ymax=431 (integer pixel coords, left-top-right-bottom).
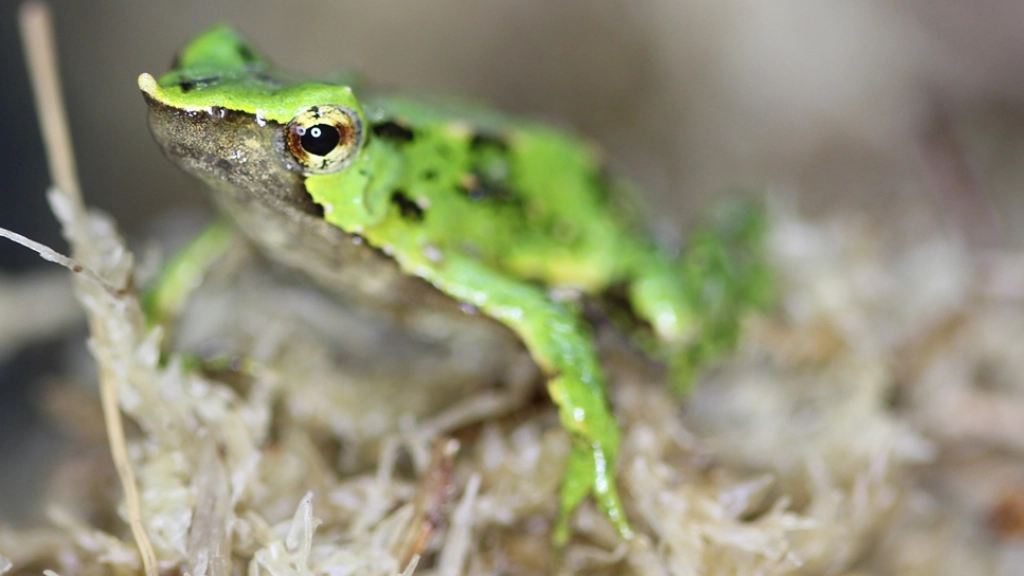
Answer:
xmin=178 ymin=75 xmax=222 ymax=93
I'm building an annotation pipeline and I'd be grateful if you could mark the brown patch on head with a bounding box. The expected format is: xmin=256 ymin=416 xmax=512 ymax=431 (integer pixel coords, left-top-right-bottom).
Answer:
xmin=143 ymin=97 xmax=313 ymax=213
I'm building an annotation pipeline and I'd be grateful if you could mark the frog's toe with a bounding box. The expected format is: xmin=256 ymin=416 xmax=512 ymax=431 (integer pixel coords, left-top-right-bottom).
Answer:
xmin=554 ymin=443 xmax=595 ymax=544
xmin=554 ymin=441 xmax=633 ymax=544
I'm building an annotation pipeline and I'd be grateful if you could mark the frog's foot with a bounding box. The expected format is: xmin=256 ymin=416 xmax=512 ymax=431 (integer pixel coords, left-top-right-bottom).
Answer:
xmin=546 ymin=372 xmax=632 ymax=543
xmin=554 ymin=438 xmax=633 ymax=545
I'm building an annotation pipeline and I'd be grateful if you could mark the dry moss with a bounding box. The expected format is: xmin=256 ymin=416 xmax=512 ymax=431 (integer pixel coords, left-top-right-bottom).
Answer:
xmin=4 ymin=202 xmax=1024 ymax=575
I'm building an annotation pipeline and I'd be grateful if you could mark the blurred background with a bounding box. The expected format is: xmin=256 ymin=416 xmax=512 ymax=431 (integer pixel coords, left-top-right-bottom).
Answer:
xmin=3 ymin=0 xmax=1024 ymax=524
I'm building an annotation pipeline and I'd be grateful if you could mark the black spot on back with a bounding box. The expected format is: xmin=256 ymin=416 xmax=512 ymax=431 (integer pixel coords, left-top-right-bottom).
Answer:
xmin=462 ymin=130 xmax=518 ymax=205
xmin=391 ymin=190 xmax=425 ymax=221
xmin=467 ymin=130 xmax=513 ymax=194
xmin=372 ymin=121 xmax=415 ymax=143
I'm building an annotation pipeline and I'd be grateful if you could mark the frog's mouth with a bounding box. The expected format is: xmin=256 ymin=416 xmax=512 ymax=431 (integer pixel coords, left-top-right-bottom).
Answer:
xmin=140 ymin=74 xmax=322 ymax=217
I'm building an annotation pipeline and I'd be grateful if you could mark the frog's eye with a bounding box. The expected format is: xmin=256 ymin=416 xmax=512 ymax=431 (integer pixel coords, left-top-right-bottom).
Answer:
xmin=285 ymin=105 xmax=362 ymax=174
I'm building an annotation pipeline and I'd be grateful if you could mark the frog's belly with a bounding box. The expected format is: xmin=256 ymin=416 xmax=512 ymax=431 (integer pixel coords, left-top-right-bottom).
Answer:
xmin=208 ymin=181 xmax=529 ymax=363
xmin=210 ymin=183 xmax=438 ymax=307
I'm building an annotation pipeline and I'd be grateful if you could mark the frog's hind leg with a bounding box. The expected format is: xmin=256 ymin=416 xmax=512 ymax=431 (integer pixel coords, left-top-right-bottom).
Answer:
xmin=420 ymin=254 xmax=633 ymax=544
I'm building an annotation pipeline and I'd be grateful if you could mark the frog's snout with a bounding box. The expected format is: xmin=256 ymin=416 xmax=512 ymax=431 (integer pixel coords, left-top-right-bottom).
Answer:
xmin=138 ymin=73 xmax=162 ymax=105
xmin=138 ymin=73 xmax=156 ymax=95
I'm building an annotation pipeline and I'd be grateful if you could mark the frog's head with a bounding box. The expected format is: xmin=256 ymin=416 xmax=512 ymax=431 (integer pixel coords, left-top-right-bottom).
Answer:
xmin=139 ymin=26 xmax=367 ymax=212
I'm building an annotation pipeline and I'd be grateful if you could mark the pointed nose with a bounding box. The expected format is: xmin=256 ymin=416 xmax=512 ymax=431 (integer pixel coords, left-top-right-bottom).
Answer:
xmin=138 ymin=73 xmax=159 ymax=99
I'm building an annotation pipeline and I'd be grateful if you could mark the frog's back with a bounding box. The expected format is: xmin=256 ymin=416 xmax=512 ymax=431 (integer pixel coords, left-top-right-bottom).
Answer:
xmin=143 ymin=23 xmax=656 ymax=295
xmin=361 ymin=94 xmax=650 ymax=291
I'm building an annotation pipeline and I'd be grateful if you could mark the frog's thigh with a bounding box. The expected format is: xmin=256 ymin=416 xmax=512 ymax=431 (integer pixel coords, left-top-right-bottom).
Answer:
xmin=424 ymin=255 xmax=631 ymax=540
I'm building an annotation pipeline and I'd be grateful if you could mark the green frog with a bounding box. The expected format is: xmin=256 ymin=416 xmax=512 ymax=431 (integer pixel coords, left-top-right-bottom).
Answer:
xmin=139 ymin=26 xmax=770 ymax=543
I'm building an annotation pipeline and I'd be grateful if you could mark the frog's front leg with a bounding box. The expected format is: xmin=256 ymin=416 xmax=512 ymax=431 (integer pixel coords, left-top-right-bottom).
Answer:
xmin=144 ymin=220 xmax=237 ymax=329
xmin=422 ymin=254 xmax=632 ymax=544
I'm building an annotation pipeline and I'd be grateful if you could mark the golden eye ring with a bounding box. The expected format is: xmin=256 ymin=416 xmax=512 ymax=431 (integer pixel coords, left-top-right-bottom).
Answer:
xmin=284 ymin=105 xmax=362 ymax=174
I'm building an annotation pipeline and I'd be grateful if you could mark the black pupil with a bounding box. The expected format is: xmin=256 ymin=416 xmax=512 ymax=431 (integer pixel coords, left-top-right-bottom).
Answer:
xmin=300 ymin=124 xmax=341 ymax=156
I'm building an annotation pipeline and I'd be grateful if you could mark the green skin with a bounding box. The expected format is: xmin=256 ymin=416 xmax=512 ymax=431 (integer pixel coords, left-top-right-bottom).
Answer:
xmin=140 ymin=26 xmax=766 ymax=543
